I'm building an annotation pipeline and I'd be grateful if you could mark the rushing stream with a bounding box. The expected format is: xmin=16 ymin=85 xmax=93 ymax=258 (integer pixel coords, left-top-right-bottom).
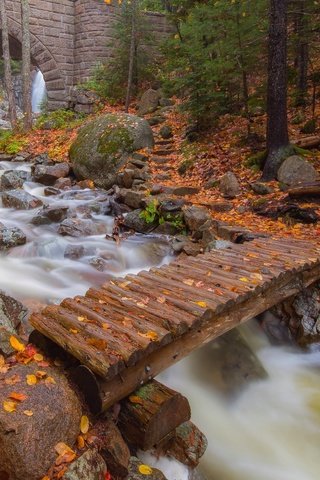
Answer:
xmin=0 ymin=161 xmax=319 ymax=480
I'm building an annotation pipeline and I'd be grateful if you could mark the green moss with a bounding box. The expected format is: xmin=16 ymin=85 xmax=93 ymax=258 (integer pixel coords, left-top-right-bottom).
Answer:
xmin=301 ymin=119 xmax=316 ymax=134
xmin=293 ymin=145 xmax=313 ymax=157
xmin=135 ymin=383 xmax=154 ymax=400
xmin=0 ymin=130 xmax=26 ymax=154
xmin=244 ymin=150 xmax=267 ymax=171
xmin=98 ymin=126 xmax=134 ymax=160
xmin=178 ymin=158 xmax=194 ymax=175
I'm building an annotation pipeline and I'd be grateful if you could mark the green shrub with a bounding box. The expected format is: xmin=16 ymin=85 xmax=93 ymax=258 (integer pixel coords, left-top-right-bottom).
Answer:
xmin=0 ymin=130 xmax=26 ymax=154
xmin=35 ymin=109 xmax=84 ymax=130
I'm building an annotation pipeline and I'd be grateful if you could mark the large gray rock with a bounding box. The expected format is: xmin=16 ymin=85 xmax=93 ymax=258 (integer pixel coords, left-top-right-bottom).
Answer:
xmin=277 ymin=155 xmax=319 ymax=186
xmin=33 ymin=162 xmax=70 ymax=186
xmin=58 ymin=218 xmax=107 ymax=237
xmin=0 ymin=170 xmax=30 ymax=191
xmin=219 ymin=172 xmax=240 ymax=198
xmin=63 ymin=449 xmax=107 ymax=480
xmin=0 ymin=290 xmax=27 ymax=333
xmin=0 ymin=363 xmax=82 ymax=480
xmin=70 ymin=113 xmax=154 ymax=190
xmin=138 ymin=89 xmax=160 ymax=116
xmin=127 ymin=457 xmax=167 ymax=480
xmin=0 ymin=223 xmax=26 ymax=250
xmin=2 ymin=190 xmax=43 ymax=210
xmin=183 ymin=206 xmax=211 ymax=232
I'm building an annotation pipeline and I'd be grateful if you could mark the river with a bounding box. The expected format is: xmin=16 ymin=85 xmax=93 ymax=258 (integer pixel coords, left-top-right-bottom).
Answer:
xmin=0 ymin=160 xmax=319 ymax=480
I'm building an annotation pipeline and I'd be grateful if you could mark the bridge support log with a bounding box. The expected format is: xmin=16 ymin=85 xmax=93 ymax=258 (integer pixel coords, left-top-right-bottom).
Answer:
xmin=117 ymin=380 xmax=191 ymax=450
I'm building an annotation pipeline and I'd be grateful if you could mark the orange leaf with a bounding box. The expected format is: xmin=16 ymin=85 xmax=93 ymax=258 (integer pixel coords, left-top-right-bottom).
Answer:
xmin=36 ymin=370 xmax=47 ymax=379
xmin=138 ymin=331 xmax=158 ymax=341
xmin=86 ymin=338 xmax=107 ymax=350
xmin=55 ymin=442 xmax=75 ymax=456
xmin=5 ymin=374 xmax=21 ymax=385
xmin=9 ymin=336 xmax=25 ymax=352
xmin=9 ymin=392 xmax=27 ymax=402
xmin=129 ymin=395 xmax=143 ymax=405
xmin=0 ymin=355 xmax=5 ymax=367
xmin=77 ymin=435 xmax=85 ymax=449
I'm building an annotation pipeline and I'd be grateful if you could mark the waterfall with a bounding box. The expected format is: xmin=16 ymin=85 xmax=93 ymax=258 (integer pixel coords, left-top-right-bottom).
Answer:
xmin=31 ymin=70 xmax=46 ymax=113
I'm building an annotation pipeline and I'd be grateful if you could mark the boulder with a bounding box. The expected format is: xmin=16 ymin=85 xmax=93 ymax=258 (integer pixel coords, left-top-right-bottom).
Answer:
xmin=183 ymin=206 xmax=211 ymax=232
xmin=138 ymin=89 xmax=160 ymax=116
xmin=33 ymin=162 xmax=70 ymax=186
xmin=58 ymin=218 xmax=107 ymax=237
xmin=119 ymin=189 xmax=147 ymax=209
xmin=250 ymin=182 xmax=273 ymax=195
xmin=219 ymin=172 xmax=240 ymax=198
xmin=63 ymin=449 xmax=107 ymax=480
xmin=0 ymin=170 xmax=30 ymax=191
xmin=2 ymin=190 xmax=43 ymax=210
xmin=277 ymin=155 xmax=318 ymax=186
xmin=148 ymin=116 xmax=165 ymax=126
xmin=123 ymin=209 xmax=157 ymax=233
xmin=70 ymin=113 xmax=154 ymax=190
xmin=31 ymin=206 xmax=69 ymax=225
xmin=54 ymin=177 xmax=72 ymax=190
xmin=0 ymin=290 xmax=27 ymax=332
xmin=0 ymin=223 xmax=26 ymax=250
xmin=0 ymin=363 xmax=82 ymax=480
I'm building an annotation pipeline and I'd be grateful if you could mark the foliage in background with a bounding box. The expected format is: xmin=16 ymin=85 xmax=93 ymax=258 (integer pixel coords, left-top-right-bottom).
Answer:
xmin=0 ymin=130 xmax=26 ymax=154
xmin=0 ymin=59 xmax=22 ymax=77
xmin=88 ymin=2 xmax=157 ymax=102
xmin=35 ymin=109 xmax=84 ymax=130
xmin=161 ymin=0 xmax=268 ymax=129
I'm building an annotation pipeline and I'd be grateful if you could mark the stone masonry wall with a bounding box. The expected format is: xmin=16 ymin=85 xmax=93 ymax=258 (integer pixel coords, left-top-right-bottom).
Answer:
xmin=1 ymin=0 xmax=173 ymax=109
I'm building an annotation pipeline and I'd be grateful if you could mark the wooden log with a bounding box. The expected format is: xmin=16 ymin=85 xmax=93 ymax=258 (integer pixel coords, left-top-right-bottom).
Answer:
xmin=117 ymin=380 xmax=191 ymax=450
xmin=294 ymin=136 xmax=320 ymax=149
xmin=288 ymin=182 xmax=320 ymax=198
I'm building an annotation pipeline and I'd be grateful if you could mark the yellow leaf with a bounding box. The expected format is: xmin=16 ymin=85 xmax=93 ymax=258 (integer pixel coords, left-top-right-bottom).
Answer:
xmin=26 ymin=374 xmax=38 ymax=386
xmin=34 ymin=353 xmax=44 ymax=362
xmin=138 ymin=464 xmax=153 ymax=475
xmin=9 ymin=336 xmax=25 ymax=352
xmin=195 ymin=301 xmax=207 ymax=308
xmin=239 ymin=277 xmax=249 ymax=283
xmin=45 ymin=376 xmax=56 ymax=385
xmin=3 ymin=400 xmax=16 ymax=412
xmin=156 ymin=296 xmax=166 ymax=304
xmin=183 ymin=279 xmax=194 ymax=286
xmin=23 ymin=410 xmax=34 ymax=416
xmin=80 ymin=415 xmax=89 ymax=434
xmin=69 ymin=328 xmax=78 ymax=334
xmin=55 ymin=442 xmax=75 ymax=456
xmin=138 ymin=331 xmax=158 ymax=341
xmin=77 ymin=316 xmax=86 ymax=322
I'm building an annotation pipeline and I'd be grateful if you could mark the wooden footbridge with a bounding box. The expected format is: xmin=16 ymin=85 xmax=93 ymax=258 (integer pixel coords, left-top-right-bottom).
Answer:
xmin=31 ymin=237 xmax=320 ymax=411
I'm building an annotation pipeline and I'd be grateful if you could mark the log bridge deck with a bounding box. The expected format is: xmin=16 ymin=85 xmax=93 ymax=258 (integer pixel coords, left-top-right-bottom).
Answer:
xmin=31 ymin=237 xmax=320 ymax=410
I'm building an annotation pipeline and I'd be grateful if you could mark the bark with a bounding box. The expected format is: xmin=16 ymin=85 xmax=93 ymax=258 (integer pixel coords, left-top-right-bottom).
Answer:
xmin=262 ymin=0 xmax=291 ymax=180
xmin=125 ymin=0 xmax=137 ymax=113
xmin=295 ymin=0 xmax=309 ymax=105
xmin=21 ymin=0 xmax=32 ymax=130
xmin=0 ymin=0 xmax=17 ymax=129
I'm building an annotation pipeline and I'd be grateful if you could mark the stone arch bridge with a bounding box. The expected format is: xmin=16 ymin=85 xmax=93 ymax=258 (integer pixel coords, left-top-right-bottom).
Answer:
xmin=1 ymin=0 xmax=171 ymax=109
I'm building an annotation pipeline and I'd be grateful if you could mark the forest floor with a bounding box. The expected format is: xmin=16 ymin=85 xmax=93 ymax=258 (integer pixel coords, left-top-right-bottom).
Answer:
xmin=18 ymin=98 xmax=320 ymax=243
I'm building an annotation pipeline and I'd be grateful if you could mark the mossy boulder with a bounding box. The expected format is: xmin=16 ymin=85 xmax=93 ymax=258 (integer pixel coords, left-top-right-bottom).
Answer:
xmin=70 ymin=113 xmax=154 ymax=189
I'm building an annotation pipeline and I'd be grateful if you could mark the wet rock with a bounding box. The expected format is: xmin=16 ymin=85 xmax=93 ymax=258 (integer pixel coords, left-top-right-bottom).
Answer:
xmin=257 ymin=311 xmax=293 ymax=346
xmin=0 ymin=363 xmax=82 ymax=480
xmin=153 ymin=222 xmax=180 ymax=235
xmin=54 ymin=177 xmax=72 ymax=190
xmin=58 ymin=218 xmax=107 ymax=237
xmin=119 ymin=190 xmax=147 ymax=209
xmin=0 ymin=223 xmax=26 ymax=249
xmin=33 ymin=162 xmax=70 ymax=186
xmin=0 ymin=170 xmax=30 ymax=191
xmin=89 ymin=419 xmax=130 ymax=479
xmin=251 ymin=182 xmax=274 ymax=195
xmin=159 ymin=421 xmax=207 ymax=468
xmin=219 ymin=171 xmax=240 ymax=198
xmin=31 ymin=206 xmax=69 ymax=225
xmin=89 ymin=257 xmax=107 ymax=272
xmin=127 ymin=457 xmax=167 ymax=480
xmin=138 ymin=89 xmax=160 ymax=116
xmin=123 ymin=209 xmax=157 ymax=233
xmin=32 ymin=153 xmax=53 ymax=165
xmin=2 ymin=190 xmax=43 ymax=210
xmin=272 ymin=283 xmax=320 ymax=345
xmin=0 ymin=326 xmax=16 ymax=357
xmin=277 ymin=155 xmax=318 ymax=186
xmin=0 ymin=153 xmax=14 ymax=161
xmin=44 ymin=186 xmax=60 ymax=196
xmin=64 ymin=244 xmax=86 ymax=260
xmin=70 ymin=113 xmax=154 ymax=190
xmin=12 ymin=152 xmax=32 ymax=162
xmin=159 ymin=199 xmax=185 ymax=214
xmin=183 ymin=206 xmax=211 ymax=233
xmin=63 ymin=448 xmax=107 ymax=480
xmin=159 ymin=125 xmax=173 ymax=139
xmin=0 ymin=290 xmax=27 ymax=332
xmin=192 ymin=328 xmax=267 ymax=395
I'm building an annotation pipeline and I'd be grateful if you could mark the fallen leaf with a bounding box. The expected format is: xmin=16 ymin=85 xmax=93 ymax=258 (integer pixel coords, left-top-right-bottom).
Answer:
xmin=34 ymin=353 xmax=44 ymax=362
xmin=45 ymin=376 xmax=56 ymax=386
xmin=3 ymin=400 xmax=16 ymax=412
xmin=26 ymin=374 xmax=37 ymax=386
xmin=9 ymin=392 xmax=27 ymax=402
xmin=138 ymin=331 xmax=158 ymax=341
xmin=183 ymin=279 xmax=194 ymax=286
xmin=239 ymin=277 xmax=249 ymax=283
xmin=55 ymin=442 xmax=75 ymax=456
xmin=129 ymin=395 xmax=143 ymax=405
xmin=194 ymin=301 xmax=207 ymax=308
xmin=86 ymin=338 xmax=107 ymax=350
xmin=5 ymin=374 xmax=21 ymax=385
xmin=77 ymin=435 xmax=85 ymax=449
xmin=80 ymin=415 xmax=89 ymax=434
xmin=36 ymin=370 xmax=47 ymax=379
xmin=77 ymin=316 xmax=86 ymax=322
xmin=9 ymin=336 xmax=25 ymax=352
xmin=156 ymin=296 xmax=166 ymax=304
xmin=56 ymin=451 xmax=76 ymax=466
xmin=138 ymin=464 xmax=153 ymax=475
xmin=23 ymin=410 xmax=34 ymax=416
xmin=69 ymin=328 xmax=78 ymax=334
xmin=0 ymin=355 xmax=5 ymax=367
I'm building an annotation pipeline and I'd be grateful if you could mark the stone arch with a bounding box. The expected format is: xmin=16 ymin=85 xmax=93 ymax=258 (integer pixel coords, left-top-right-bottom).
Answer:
xmin=5 ymin=18 xmax=68 ymax=109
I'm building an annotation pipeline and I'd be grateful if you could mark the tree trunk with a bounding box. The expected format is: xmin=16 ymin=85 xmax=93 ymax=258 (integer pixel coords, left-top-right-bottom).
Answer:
xmin=21 ymin=0 xmax=32 ymax=130
xmin=0 ymin=0 xmax=17 ymax=129
xmin=125 ymin=0 xmax=137 ymax=113
xmin=262 ymin=0 xmax=291 ymax=181
xmin=295 ymin=0 xmax=309 ymax=105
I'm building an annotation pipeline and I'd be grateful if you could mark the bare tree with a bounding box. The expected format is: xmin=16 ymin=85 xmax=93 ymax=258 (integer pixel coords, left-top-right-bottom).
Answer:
xmin=262 ymin=0 xmax=292 ymax=181
xmin=0 ymin=0 xmax=17 ymax=129
xmin=21 ymin=0 xmax=32 ymax=130
xmin=125 ymin=0 xmax=137 ymax=112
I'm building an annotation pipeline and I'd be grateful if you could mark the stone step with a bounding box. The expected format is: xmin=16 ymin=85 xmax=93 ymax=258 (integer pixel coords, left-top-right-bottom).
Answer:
xmin=151 ymin=156 xmax=171 ymax=165
xmin=155 ymin=139 xmax=174 ymax=146
xmin=153 ymin=149 xmax=175 ymax=156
